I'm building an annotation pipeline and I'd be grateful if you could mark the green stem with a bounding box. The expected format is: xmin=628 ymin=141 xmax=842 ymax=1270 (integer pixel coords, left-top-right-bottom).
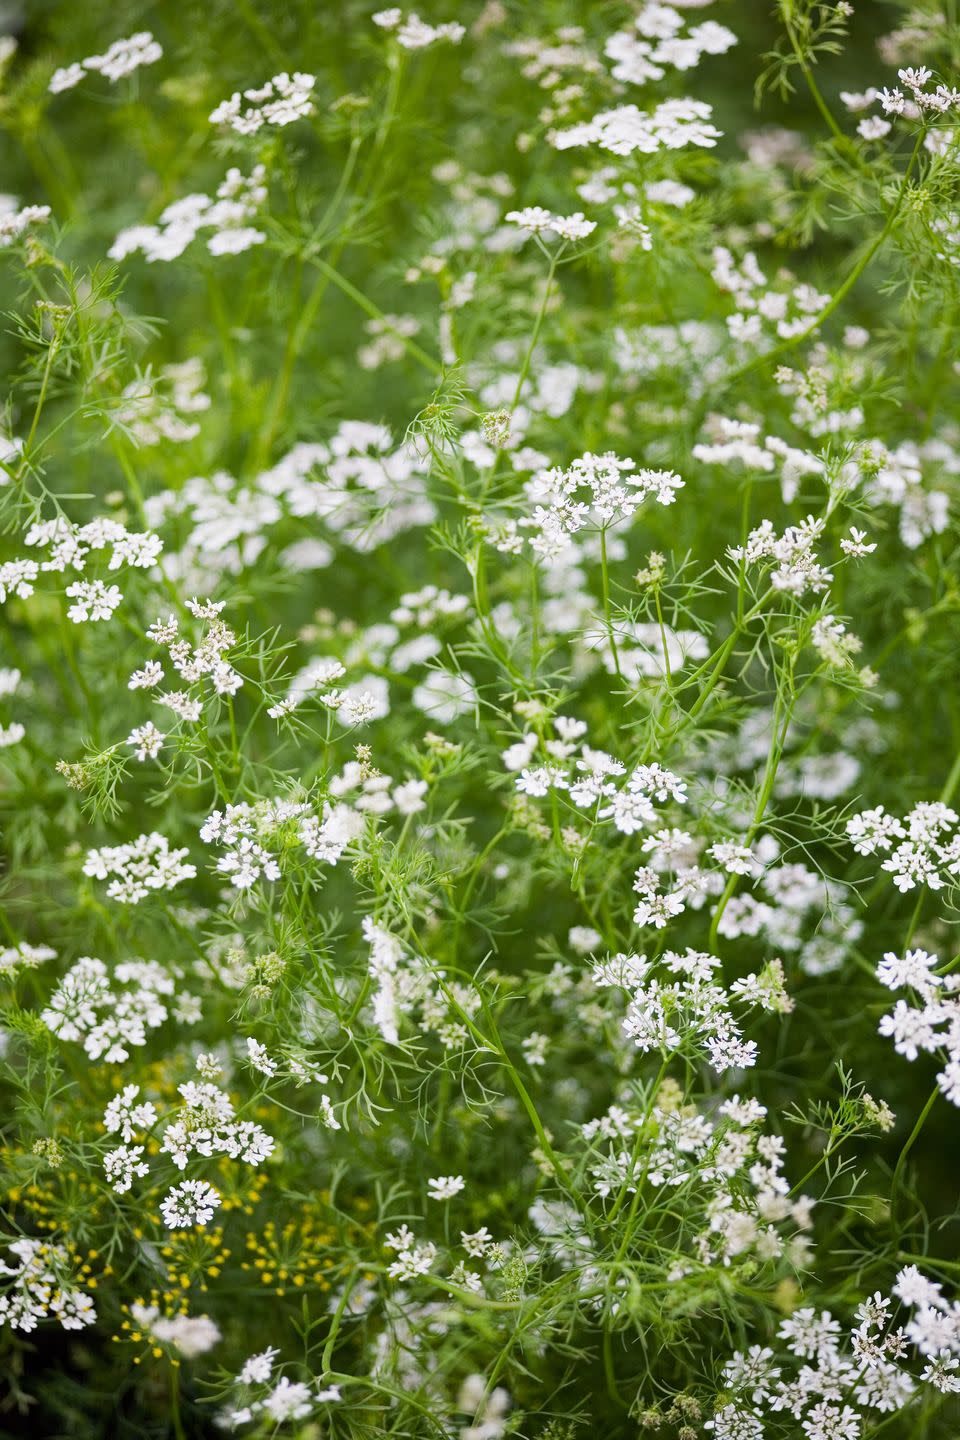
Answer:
xmin=782 ymin=6 xmax=845 ymax=142
xmin=600 ymin=527 xmax=623 ymax=682
xmin=891 ymin=1084 xmax=939 ymax=1196
xmin=304 ymin=257 xmax=442 ymax=376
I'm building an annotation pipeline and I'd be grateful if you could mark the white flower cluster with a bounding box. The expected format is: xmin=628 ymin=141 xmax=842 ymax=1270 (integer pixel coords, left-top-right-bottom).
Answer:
xmin=219 ymin=1345 xmax=341 ymax=1428
xmin=584 ymin=1093 xmax=813 ymax=1271
xmin=0 ymin=939 xmax=56 ymax=976
xmin=83 ymin=832 xmax=197 ymax=904
xmin=594 ymin=948 xmax=792 ymax=1074
xmin=711 ymin=1264 xmax=960 ymax=1439
xmin=267 ymin=660 xmax=391 ymax=728
xmin=456 ymin=1377 xmax=511 ymax=1440
xmin=582 ymin=169 xmax=695 ymax=216
xmin=551 ymin=99 xmax=722 ymax=156
xmin=503 ymin=24 xmax=603 ymax=115
xmin=144 ymin=422 xmax=435 ymax=578
xmin=271 ymin=597 xmax=475 ymax=730
xmin=200 ymin=798 xmax=307 ymax=889
xmin=513 ymin=720 xmax=688 ymax=833
xmin=874 ymin=947 xmax=960 ymax=1105
xmin=357 ymin=312 xmax=422 ymax=369
xmin=384 ymin=1222 xmax=439 ymax=1280
xmin=104 ymin=1083 xmax=158 ymax=1141
xmin=712 ymin=849 xmax=863 ymax=978
xmin=160 ymin=1178 xmax=222 ymax=1229
xmin=113 ymin=357 xmax=210 ymax=446
xmin=392 ymin=583 xmax=472 ymax=629
xmin=0 ymin=515 xmax=163 ymax=618
xmin=847 ymin=800 xmax=960 ymax=893
xmin=0 ymin=680 xmax=25 ymax=737
xmin=494 ymin=450 xmax=683 ymax=560
xmin=65 ymin=579 xmax=123 ymax=623
xmin=49 ymin=32 xmax=161 ymax=93
xmin=930 ymin=207 xmax=960 ymax=265
xmin=363 ymin=917 xmax=480 ymax=1048
xmin=99 ymin=1075 xmax=272 ymax=1230
xmin=209 ymin=72 xmax=316 ymax=133
xmin=0 ymin=427 xmax=23 ymax=470
xmin=199 ymin=779 xmax=397 ymax=889
xmin=372 ymin=9 xmax=465 ymax=49
xmin=712 ymin=246 xmax=830 ymax=344
xmin=128 ymin=1303 xmax=221 ymax=1358
xmin=0 ymin=1240 xmax=96 ymax=1333
xmin=127 ymin=720 xmax=164 ymax=762
xmin=504 ymin=207 xmax=597 ymax=243
xmin=630 ymin=836 xmax=723 ymax=930
xmin=511 ymin=708 xmax=871 ymax=972
xmin=768 ymin=362 xmax=952 ymax=549
xmin=25 ymin=516 xmax=163 ymax=572
xmin=0 ymin=557 xmax=41 ymax=602
xmin=41 ymin=956 xmax=197 ymax=1062
xmin=0 ymin=201 xmax=51 ymax=247
xmin=605 ymin=4 xmax=736 ymax=85
xmin=428 ymin=1174 xmax=466 ymax=1201
xmin=140 ymin=599 xmax=244 ymax=714
xmin=861 ymin=439 xmax=951 ymax=551
xmin=103 ymin=1143 xmax=150 ymax=1194
xmin=612 ymin=318 xmax=723 ymax=394
xmin=840 ymin=66 xmax=960 ymax=131
xmin=270 ymin=590 xmax=467 ymax=728
xmin=109 ymin=165 xmax=268 ymax=263
xmin=809 ymin=613 xmax=863 ymax=669
xmin=160 ymin=1081 xmax=275 ymax=1172
xmin=728 ymin=514 xmax=834 ymax=596
xmin=316 ymin=753 xmax=426 ymax=817
xmin=267 ymin=655 xmax=346 ymax=718
xmin=693 ymin=418 xmax=824 ymax=503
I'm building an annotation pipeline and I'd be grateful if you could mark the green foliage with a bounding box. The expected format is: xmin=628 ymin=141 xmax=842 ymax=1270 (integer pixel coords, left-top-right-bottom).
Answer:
xmin=2 ymin=2 xmax=960 ymax=1439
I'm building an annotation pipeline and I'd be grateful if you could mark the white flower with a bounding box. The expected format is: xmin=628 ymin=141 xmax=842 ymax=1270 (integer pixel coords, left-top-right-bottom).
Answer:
xmin=83 ymin=832 xmax=196 ymax=904
xmin=505 ymin=207 xmax=596 ymax=242
xmin=261 ymin=1377 xmax=314 ymax=1421
xmin=128 ymin=660 xmax=164 ymax=690
xmin=104 ymin=1085 xmax=158 ymax=1141
xmin=427 ymin=1174 xmax=465 ymax=1200
xmin=103 ymin=1145 xmax=149 ymax=1194
xmin=373 ymin=10 xmax=465 ymax=48
xmin=49 ymin=62 xmax=85 ymax=93
xmin=127 ymin=722 xmax=165 ymax=762
xmin=209 ymin=71 xmax=315 ymax=134
xmin=246 ymin=1037 xmax=278 ymax=1077
xmin=207 ymin=226 xmax=266 ymax=256
xmin=551 ymin=99 xmax=722 ymax=156
xmin=49 ymin=34 xmax=161 ymax=93
xmin=65 ymin=580 xmax=123 ymax=623
xmin=130 ymin=1303 xmax=220 ymax=1357
xmin=569 ymin=926 xmax=602 ymax=954
xmin=238 ymin=1346 xmax=279 ymax=1384
xmin=84 ymin=32 xmax=162 ymax=82
xmin=393 ymin=778 xmax=428 ymax=814
xmin=840 ymin=526 xmax=876 ymax=557
xmin=160 ymin=1178 xmax=222 ymax=1229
